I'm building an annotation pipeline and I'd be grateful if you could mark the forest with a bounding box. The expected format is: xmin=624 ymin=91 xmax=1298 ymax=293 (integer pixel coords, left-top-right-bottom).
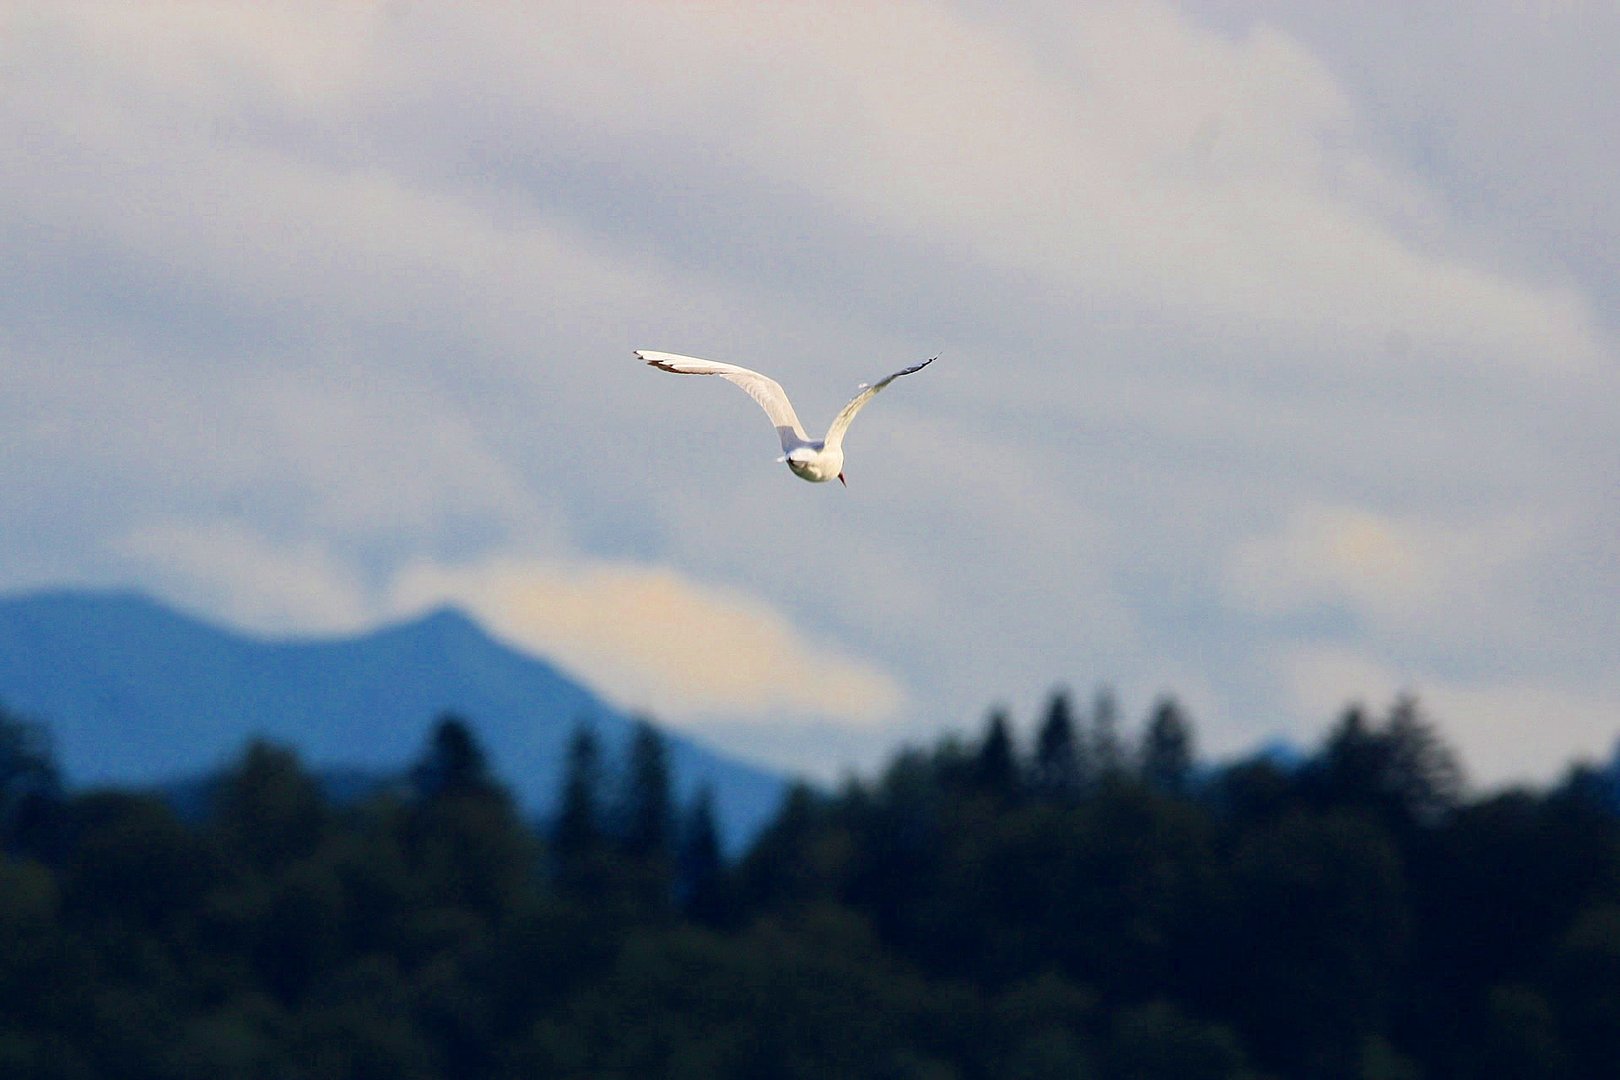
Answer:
xmin=3 ymin=690 xmax=1620 ymax=1079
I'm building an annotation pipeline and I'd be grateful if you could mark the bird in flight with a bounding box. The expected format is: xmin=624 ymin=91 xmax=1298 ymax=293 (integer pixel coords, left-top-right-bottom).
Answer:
xmin=636 ymin=350 xmax=936 ymax=486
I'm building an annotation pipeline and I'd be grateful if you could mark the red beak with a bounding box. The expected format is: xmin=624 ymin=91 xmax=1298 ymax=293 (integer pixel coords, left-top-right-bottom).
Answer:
xmin=838 ymin=472 xmax=847 ymax=487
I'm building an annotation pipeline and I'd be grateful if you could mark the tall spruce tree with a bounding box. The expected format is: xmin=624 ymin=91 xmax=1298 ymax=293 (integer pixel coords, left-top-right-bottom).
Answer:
xmin=1032 ymin=689 xmax=1084 ymax=799
xmin=0 ymin=703 xmax=62 ymax=858
xmin=1382 ymin=694 xmax=1464 ymax=825
xmin=213 ymin=739 xmax=327 ymax=874
xmin=1140 ymin=696 xmax=1195 ymax=796
xmin=412 ymin=713 xmax=494 ymax=798
xmin=677 ymin=784 xmax=728 ymax=926
xmin=406 ymin=715 xmax=531 ymax=919
xmin=618 ymin=718 xmax=674 ymax=861
xmin=1309 ymin=704 xmax=1394 ymax=820
xmin=1091 ymin=686 xmax=1126 ymax=783
xmin=974 ymin=708 xmax=1019 ymax=799
xmin=553 ymin=722 xmax=605 ymax=892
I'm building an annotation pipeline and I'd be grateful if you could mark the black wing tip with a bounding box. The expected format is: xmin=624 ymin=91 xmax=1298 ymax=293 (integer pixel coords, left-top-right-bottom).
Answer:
xmin=860 ymin=354 xmax=937 ymax=391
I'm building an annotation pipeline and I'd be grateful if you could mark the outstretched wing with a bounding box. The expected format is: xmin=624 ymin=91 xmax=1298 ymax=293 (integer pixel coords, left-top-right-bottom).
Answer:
xmin=636 ymin=350 xmax=807 ymax=452
xmin=824 ymin=356 xmax=936 ymax=451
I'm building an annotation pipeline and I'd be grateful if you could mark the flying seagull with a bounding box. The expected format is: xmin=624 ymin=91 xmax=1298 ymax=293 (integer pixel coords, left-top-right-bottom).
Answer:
xmin=636 ymin=350 xmax=936 ymax=486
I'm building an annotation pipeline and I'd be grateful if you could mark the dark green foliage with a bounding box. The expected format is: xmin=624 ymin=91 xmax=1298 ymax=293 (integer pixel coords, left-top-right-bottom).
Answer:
xmin=1030 ymin=688 xmax=1085 ymax=799
xmin=1549 ymin=904 xmax=1620 ymax=1076
xmin=617 ymin=717 xmax=674 ymax=861
xmin=972 ymin=708 xmax=1019 ymax=799
xmin=1206 ymin=754 xmax=1296 ymax=827
xmin=1217 ymin=811 xmax=1409 ymax=1074
xmin=408 ymin=781 xmax=536 ymax=929
xmin=676 ymin=784 xmax=729 ymax=927
xmin=550 ymin=722 xmax=605 ymax=895
xmin=212 ymin=739 xmax=329 ymax=874
xmin=612 ymin=718 xmax=677 ymax=913
xmin=411 ymin=713 xmax=494 ymax=798
xmin=1139 ymin=695 xmax=1195 ymax=796
xmin=62 ymin=790 xmax=224 ymax=936
xmin=1382 ymin=694 xmax=1465 ymax=823
xmin=733 ymin=781 xmax=835 ymax=912
xmin=1 ymin=703 xmax=63 ymax=859
xmin=507 ymin=909 xmax=964 ymax=1078
xmin=1089 ymin=685 xmax=1126 ymax=782
xmin=1303 ymin=696 xmax=1464 ymax=831
xmin=1108 ymin=1001 xmax=1253 ymax=1080
xmin=2 ymin=692 xmax=1619 ymax=1079
xmin=1477 ymin=984 xmax=1567 ymax=1080
xmin=553 ymin=724 xmax=603 ymax=848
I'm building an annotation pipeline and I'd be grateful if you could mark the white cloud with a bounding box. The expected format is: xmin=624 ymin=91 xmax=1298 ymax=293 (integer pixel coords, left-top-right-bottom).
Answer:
xmin=115 ymin=519 xmax=369 ymax=634
xmin=1223 ymin=503 xmax=1551 ymax=650
xmin=500 ymin=2 xmax=1606 ymax=377
xmin=388 ymin=556 xmax=907 ymax=729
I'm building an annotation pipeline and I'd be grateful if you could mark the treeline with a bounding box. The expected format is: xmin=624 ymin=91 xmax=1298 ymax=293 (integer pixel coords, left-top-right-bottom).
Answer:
xmin=3 ymin=693 xmax=1620 ymax=1078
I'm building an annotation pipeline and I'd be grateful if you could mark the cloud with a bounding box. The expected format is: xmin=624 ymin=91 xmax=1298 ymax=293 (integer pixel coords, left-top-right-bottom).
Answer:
xmin=484 ymin=2 xmax=1605 ymax=378
xmin=388 ymin=556 xmax=907 ymax=729
xmin=1182 ymin=3 xmax=1620 ymax=325
xmin=1222 ymin=503 xmax=1550 ymax=650
xmin=0 ymin=339 xmax=551 ymax=558
xmin=115 ymin=520 xmax=369 ymax=634
xmin=2 ymin=2 xmax=1616 ymax=785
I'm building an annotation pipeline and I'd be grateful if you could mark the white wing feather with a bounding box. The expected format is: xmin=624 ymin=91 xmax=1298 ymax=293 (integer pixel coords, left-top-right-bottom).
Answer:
xmin=824 ymin=356 xmax=936 ymax=451
xmin=636 ymin=350 xmax=808 ymax=452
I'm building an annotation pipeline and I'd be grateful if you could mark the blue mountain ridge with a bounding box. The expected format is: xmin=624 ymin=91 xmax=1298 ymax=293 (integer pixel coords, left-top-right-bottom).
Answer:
xmin=0 ymin=588 xmax=790 ymax=853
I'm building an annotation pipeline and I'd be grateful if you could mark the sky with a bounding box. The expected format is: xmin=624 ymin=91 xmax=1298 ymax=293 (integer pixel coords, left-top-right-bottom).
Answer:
xmin=4 ymin=1 xmax=1617 ymax=787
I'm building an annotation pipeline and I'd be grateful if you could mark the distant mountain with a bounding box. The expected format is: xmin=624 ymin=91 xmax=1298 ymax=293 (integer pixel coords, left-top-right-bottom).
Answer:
xmin=0 ymin=588 xmax=790 ymax=852
xmin=1248 ymin=737 xmax=1307 ymax=771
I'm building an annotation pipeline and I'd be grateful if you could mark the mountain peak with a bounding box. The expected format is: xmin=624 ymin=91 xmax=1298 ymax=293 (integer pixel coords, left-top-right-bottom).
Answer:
xmin=0 ymin=587 xmax=788 ymax=851
xmin=399 ymin=604 xmax=486 ymax=641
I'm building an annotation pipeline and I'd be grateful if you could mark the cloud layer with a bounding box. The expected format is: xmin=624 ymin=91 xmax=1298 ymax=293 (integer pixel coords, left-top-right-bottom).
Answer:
xmin=4 ymin=2 xmax=1615 ymax=784
xmin=390 ymin=557 xmax=905 ymax=727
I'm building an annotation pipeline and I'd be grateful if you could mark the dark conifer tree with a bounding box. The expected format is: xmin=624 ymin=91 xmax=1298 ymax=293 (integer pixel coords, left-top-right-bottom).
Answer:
xmin=1383 ymin=694 xmax=1464 ymax=824
xmin=617 ymin=718 xmax=674 ymax=861
xmin=18 ymin=650 xmax=1620 ymax=1080
xmin=412 ymin=713 xmax=494 ymax=798
xmin=676 ymin=784 xmax=729 ymax=926
xmin=736 ymin=781 xmax=825 ymax=911
xmin=1032 ymin=689 xmax=1084 ymax=800
xmin=974 ymin=708 xmax=1019 ymax=799
xmin=213 ymin=739 xmax=327 ymax=874
xmin=0 ymin=703 xmax=63 ymax=859
xmin=406 ymin=715 xmax=532 ymax=924
xmin=1140 ymin=696 xmax=1196 ymax=796
xmin=1306 ymin=699 xmax=1464 ymax=829
xmin=1305 ymin=704 xmax=1382 ymax=811
xmin=552 ymin=722 xmax=605 ymax=892
xmin=1091 ymin=686 xmax=1126 ymax=783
